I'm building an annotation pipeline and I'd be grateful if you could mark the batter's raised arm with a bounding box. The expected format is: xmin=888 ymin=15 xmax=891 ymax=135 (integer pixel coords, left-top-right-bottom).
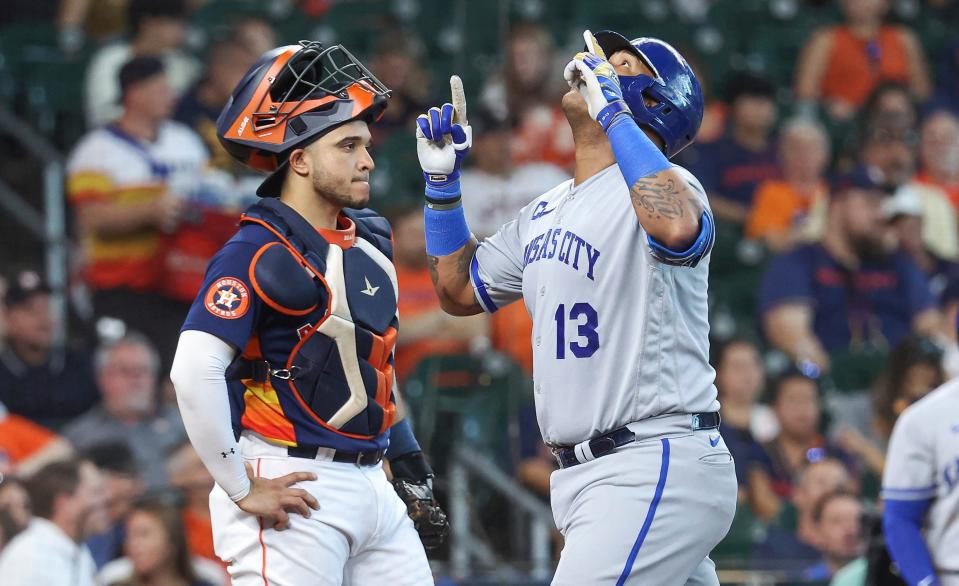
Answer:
xmin=415 ymin=76 xmax=484 ymax=315
xmin=567 ymin=31 xmax=711 ymax=256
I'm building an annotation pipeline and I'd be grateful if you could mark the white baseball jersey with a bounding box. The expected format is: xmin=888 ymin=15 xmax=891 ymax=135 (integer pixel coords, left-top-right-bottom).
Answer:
xmin=470 ymin=163 xmax=718 ymax=445
xmin=882 ymin=379 xmax=959 ymax=573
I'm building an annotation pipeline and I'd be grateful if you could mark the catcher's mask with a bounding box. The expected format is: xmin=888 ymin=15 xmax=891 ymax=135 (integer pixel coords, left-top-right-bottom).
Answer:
xmin=216 ymin=40 xmax=391 ymax=197
xmin=589 ymin=31 xmax=704 ymax=159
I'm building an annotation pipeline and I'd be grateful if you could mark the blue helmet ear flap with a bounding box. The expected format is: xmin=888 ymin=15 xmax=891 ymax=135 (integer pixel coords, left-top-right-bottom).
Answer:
xmin=617 ymin=37 xmax=704 ymax=158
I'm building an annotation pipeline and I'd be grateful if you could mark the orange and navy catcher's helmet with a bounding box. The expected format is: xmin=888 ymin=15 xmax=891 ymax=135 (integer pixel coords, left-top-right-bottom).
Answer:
xmin=216 ymin=40 xmax=391 ymax=197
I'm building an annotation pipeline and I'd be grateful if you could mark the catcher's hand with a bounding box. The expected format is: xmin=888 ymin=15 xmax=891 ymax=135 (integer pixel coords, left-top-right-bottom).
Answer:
xmin=389 ymin=452 xmax=450 ymax=549
xmin=564 ymin=30 xmax=632 ymax=130
xmin=415 ymin=75 xmax=472 ymax=197
xmin=392 ymin=478 xmax=450 ymax=549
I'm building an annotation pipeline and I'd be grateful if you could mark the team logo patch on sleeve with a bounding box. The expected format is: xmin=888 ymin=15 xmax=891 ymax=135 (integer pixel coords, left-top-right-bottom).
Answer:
xmin=204 ymin=277 xmax=250 ymax=319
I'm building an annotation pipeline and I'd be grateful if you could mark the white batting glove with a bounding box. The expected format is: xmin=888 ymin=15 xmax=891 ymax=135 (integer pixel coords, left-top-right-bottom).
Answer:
xmin=564 ymin=30 xmax=633 ymax=130
xmin=415 ymin=76 xmax=472 ymax=197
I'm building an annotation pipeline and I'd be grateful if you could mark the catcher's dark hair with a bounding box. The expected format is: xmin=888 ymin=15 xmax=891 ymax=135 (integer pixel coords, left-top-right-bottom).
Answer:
xmin=25 ymin=460 xmax=86 ymax=520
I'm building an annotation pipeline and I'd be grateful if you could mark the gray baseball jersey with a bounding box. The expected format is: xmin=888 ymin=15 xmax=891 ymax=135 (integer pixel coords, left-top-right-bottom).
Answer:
xmin=882 ymin=379 xmax=959 ymax=573
xmin=470 ymin=163 xmax=719 ymax=445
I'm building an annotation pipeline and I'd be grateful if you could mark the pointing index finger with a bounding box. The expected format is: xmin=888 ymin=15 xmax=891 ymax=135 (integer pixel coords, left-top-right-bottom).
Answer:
xmin=450 ymin=75 xmax=468 ymax=125
xmin=583 ymin=29 xmax=606 ymax=59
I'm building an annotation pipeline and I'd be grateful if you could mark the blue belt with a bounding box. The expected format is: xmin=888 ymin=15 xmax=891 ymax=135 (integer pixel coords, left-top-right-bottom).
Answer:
xmin=553 ymin=412 xmax=721 ymax=469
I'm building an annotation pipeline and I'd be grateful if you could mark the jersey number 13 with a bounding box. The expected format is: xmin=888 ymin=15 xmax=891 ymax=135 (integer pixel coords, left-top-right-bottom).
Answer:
xmin=554 ymin=302 xmax=599 ymax=359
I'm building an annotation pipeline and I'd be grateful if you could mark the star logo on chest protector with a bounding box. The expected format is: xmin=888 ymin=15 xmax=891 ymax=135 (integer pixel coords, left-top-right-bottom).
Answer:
xmin=361 ymin=276 xmax=380 ymax=297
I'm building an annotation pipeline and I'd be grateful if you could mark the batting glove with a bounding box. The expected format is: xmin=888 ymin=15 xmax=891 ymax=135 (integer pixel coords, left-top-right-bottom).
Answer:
xmin=415 ymin=77 xmax=472 ymax=203
xmin=564 ymin=30 xmax=633 ymax=131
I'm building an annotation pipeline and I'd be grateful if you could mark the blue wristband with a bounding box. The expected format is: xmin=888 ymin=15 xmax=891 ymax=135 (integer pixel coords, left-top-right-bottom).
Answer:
xmin=424 ymin=203 xmax=471 ymax=256
xmin=385 ymin=418 xmax=421 ymax=460
xmin=425 ymin=176 xmax=461 ymax=202
xmin=606 ymin=114 xmax=671 ymax=186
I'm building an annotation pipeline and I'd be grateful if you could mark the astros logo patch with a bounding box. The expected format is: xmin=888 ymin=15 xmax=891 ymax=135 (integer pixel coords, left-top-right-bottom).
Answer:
xmin=204 ymin=277 xmax=250 ymax=319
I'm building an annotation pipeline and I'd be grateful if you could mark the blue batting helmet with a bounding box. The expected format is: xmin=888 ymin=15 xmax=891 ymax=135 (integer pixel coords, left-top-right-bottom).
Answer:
xmin=591 ymin=31 xmax=704 ymax=158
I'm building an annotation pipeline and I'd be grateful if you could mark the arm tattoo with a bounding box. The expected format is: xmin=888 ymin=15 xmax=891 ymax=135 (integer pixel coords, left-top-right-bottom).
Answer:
xmin=427 ymin=255 xmax=440 ymax=285
xmin=629 ymin=176 xmax=690 ymax=220
xmin=455 ymin=240 xmax=477 ymax=274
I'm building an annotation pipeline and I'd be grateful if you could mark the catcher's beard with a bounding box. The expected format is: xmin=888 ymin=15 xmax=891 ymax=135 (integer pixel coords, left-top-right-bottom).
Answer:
xmin=312 ymin=166 xmax=369 ymax=210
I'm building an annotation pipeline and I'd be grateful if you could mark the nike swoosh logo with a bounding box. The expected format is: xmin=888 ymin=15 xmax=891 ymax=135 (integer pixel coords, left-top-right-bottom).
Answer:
xmin=361 ymin=276 xmax=380 ymax=297
xmin=709 ymin=435 xmax=721 ymax=448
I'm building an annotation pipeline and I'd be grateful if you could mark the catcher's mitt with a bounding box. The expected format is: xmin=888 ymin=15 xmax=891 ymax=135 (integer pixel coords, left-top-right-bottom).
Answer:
xmin=389 ymin=452 xmax=450 ymax=549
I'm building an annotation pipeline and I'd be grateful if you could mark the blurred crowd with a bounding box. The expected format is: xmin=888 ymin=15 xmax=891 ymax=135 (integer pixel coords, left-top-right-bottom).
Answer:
xmin=0 ymin=0 xmax=958 ymax=584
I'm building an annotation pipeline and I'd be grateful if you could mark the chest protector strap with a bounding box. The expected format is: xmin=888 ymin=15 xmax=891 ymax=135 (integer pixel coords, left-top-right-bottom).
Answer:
xmin=229 ymin=198 xmax=398 ymax=439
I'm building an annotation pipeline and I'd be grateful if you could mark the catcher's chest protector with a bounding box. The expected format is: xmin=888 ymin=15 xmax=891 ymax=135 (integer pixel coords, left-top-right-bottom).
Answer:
xmin=239 ymin=199 xmax=398 ymax=439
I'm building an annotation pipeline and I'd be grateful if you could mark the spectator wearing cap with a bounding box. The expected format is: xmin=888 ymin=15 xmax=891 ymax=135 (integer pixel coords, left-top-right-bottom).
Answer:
xmin=681 ymin=72 xmax=780 ymax=225
xmin=746 ymin=118 xmax=831 ymax=252
xmin=759 ymin=168 xmax=939 ymax=373
xmin=915 ymin=110 xmax=959 ymax=210
xmin=0 ymin=460 xmax=109 ymax=586
xmin=68 ymin=56 xmax=208 ymax=371
xmin=63 ymin=334 xmax=186 ymax=490
xmin=884 ymin=185 xmax=959 ymax=304
xmin=0 ymin=271 xmax=99 ymax=430
xmin=860 ymin=116 xmax=959 ymax=262
xmin=82 ymin=442 xmax=145 ymax=568
xmin=84 ymin=0 xmax=199 ymax=128
xmin=794 ymin=0 xmax=931 ymax=121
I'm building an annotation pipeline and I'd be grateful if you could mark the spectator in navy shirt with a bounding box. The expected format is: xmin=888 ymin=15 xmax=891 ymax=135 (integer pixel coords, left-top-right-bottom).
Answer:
xmin=759 ymin=167 xmax=940 ymax=372
xmin=681 ymin=72 xmax=780 ymax=225
xmin=0 ymin=271 xmax=99 ymax=430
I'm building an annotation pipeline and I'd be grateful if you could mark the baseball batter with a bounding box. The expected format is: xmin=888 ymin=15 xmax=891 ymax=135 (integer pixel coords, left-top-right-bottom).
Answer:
xmin=882 ymin=378 xmax=959 ymax=586
xmin=170 ymin=41 xmax=446 ymax=585
xmin=416 ymin=30 xmax=737 ymax=585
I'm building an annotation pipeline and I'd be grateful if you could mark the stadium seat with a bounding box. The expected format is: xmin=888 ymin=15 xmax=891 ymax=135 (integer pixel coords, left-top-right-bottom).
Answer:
xmin=402 ymin=351 xmax=533 ymax=473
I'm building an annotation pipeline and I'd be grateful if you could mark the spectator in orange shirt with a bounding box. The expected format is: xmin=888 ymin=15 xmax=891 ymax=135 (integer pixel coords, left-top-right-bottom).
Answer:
xmin=916 ymin=110 xmax=959 ymax=210
xmin=388 ymin=204 xmax=488 ymax=383
xmin=747 ymin=119 xmax=831 ymax=252
xmin=0 ymin=401 xmax=73 ymax=478
xmin=795 ymin=0 xmax=931 ymax=120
